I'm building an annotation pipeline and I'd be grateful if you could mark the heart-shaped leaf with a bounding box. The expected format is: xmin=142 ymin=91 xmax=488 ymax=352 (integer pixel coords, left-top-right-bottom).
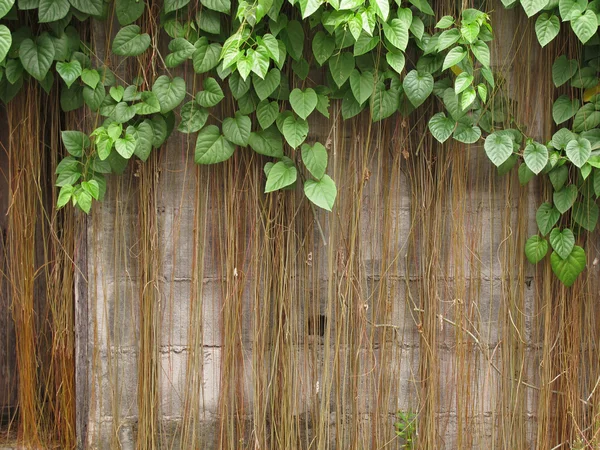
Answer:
xmin=553 ymin=185 xmax=577 ymax=213
xmin=428 ymin=112 xmax=455 ymax=143
xmin=301 ymin=142 xmax=328 ymax=179
xmin=484 ymin=132 xmax=514 ymax=166
xmin=304 ymin=174 xmax=337 ymax=211
xmin=550 ymin=245 xmax=586 ymax=287
xmin=282 ymin=115 xmax=309 ymax=148
xmin=566 ymin=137 xmax=591 ymax=168
xmin=20 ymin=34 xmax=55 ymax=81
xmin=195 ymin=125 xmax=235 ymax=164
xmin=525 ymin=235 xmax=549 ymax=264
xmin=196 ymin=77 xmax=224 ymax=107
xmin=549 ymin=227 xmax=575 ymax=259
xmin=536 ymin=202 xmax=560 ymax=236
xmin=112 ymin=25 xmax=151 ymax=57
xmin=403 ymin=69 xmax=433 ymax=107
xmin=222 ymin=112 xmax=251 ymax=146
xmin=289 ymin=88 xmax=318 ymax=120
xmin=265 ymin=161 xmax=297 ymax=192
xmin=523 ymin=141 xmax=548 ymax=174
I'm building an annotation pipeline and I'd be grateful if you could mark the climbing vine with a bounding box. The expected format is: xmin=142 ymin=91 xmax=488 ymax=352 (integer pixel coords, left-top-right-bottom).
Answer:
xmin=0 ymin=0 xmax=598 ymax=286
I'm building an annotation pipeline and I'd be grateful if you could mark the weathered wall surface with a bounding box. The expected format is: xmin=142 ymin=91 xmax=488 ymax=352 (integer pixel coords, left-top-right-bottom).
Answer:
xmin=83 ymin=9 xmax=600 ymax=450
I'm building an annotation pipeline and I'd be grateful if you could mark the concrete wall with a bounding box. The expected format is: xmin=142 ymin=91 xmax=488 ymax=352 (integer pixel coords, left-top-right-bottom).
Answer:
xmin=82 ymin=9 xmax=595 ymax=450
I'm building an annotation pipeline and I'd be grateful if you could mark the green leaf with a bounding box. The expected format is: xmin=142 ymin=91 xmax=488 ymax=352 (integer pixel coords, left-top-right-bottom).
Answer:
xmin=371 ymin=77 xmax=399 ymax=122
xmin=196 ymin=77 xmax=224 ymax=108
xmin=265 ymin=161 xmax=297 ymax=192
xmin=301 ymin=142 xmax=327 ymax=179
xmin=386 ymin=51 xmax=405 ymax=75
xmin=222 ymin=112 xmax=251 ymax=146
xmin=200 ymin=0 xmax=230 ymax=13
xmin=74 ymin=188 xmax=92 ymax=214
xmin=559 ymin=0 xmax=586 ymax=20
xmin=410 ymin=16 xmax=425 ymax=40
xmin=113 ymin=102 xmax=137 ymax=123
xmin=192 ymin=39 xmax=221 ymax=73
xmin=178 ymin=101 xmax=208 ymax=134
xmin=112 ymin=25 xmax=151 ymax=57
xmin=354 ymin=33 xmax=379 ymax=56
xmin=228 ymin=71 xmax=251 ymax=99
xmin=83 ymin=83 xmax=105 ymax=110
xmin=373 ymin=0 xmax=389 ymax=20
xmin=436 ymin=16 xmax=454 ymax=28
xmin=312 ymin=31 xmax=335 ymax=65
xmin=552 ymin=55 xmax=578 ymax=87
xmin=550 ymin=227 xmax=575 ymax=259
xmin=409 ymin=0 xmax=433 ymax=15
xmin=134 ymin=91 xmax=161 ymax=115
xmin=437 ymin=29 xmax=461 ymax=52
xmin=329 ymin=52 xmax=355 ymax=87
xmin=81 ymin=69 xmax=100 ymax=89
xmin=166 ymin=38 xmax=196 ymax=67
xmin=403 ymin=70 xmax=433 ymax=108
xmin=39 ymin=0 xmax=70 ymax=22
xmin=551 ymin=128 xmax=575 ymax=150
xmin=524 ymin=141 xmax=548 ymax=174
xmin=460 ymin=87 xmax=476 ymax=110
xmin=428 ymin=112 xmax=455 ymax=143
xmin=525 ymin=235 xmax=549 ymax=264
xmin=453 ymin=122 xmax=481 ymax=144
xmin=248 ymin=126 xmax=284 ymax=157
xmin=535 ymin=13 xmax=560 ymax=46
xmin=442 ymin=47 xmax=467 ymax=71
xmin=521 ymin=0 xmax=549 ymax=17
xmin=349 ymin=70 xmax=374 ymax=105
xmin=519 ymin=163 xmax=535 ymax=185
xmin=0 ymin=25 xmax=11 ymax=63
xmin=69 ymin=0 xmax=102 ymax=15
xmin=164 ymin=0 xmax=190 ymax=12
xmin=536 ymin=202 xmax=561 ymax=236
xmin=553 ymin=184 xmax=577 ymax=213
xmin=61 ymin=130 xmax=89 ymax=157
xmin=573 ymin=105 xmax=600 ymax=132
xmin=455 ymin=72 xmax=474 ymax=94
xmin=195 ymin=125 xmax=235 ymax=164
xmin=571 ymin=9 xmax=598 ymax=43
xmin=550 ymin=245 xmax=586 ymax=287
xmin=484 ymin=132 xmax=514 ymax=166
xmin=282 ymin=115 xmax=309 ymax=148
xmin=0 ymin=0 xmax=14 ymax=19
xmin=470 ymin=41 xmax=490 ymax=68
xmin=566 ymin=137 xmax=591 ymax=168
xmin=289 ymin=88 xmax=318 ymax=120
xmin=461 ymin=22 xmax=480 ymax=43
xmin=152 ymin=75 xmax=186 ymax=113
xmin=298 ymin=0 xmax=322 ymax=19
xmin=57 ymin=185 xmax=73 ymax=209
xmin=82 ymin=180 xmax=100 ymax=200
xmin=110 ymin=86 xmax=124 ymax=102
xmin=128 ymin=122 xmax=153 ymax=161
xmin=552 ymin=95 xmax=580 ymax=124
xmin=304 ymin=174 xmax=337 ymax=211
xmin=56 ymin=60 xmax=82 ymax=88
xmin=115 ymin=134 xmax=136 ymax=159
xmin=19 ymin=35 xmax=55 ymax=81
xmin=573 ymin=200 xmax=599 ymax=231
xmin=253 ymin=68 xmax=280 ymax=101
xmin=257 ymin=100 xmax=279 ymax=129
xmin=116 ymin=0 xmax=145 ymax=25
xmin=383 ymin=18 xmax=409 ymax=51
